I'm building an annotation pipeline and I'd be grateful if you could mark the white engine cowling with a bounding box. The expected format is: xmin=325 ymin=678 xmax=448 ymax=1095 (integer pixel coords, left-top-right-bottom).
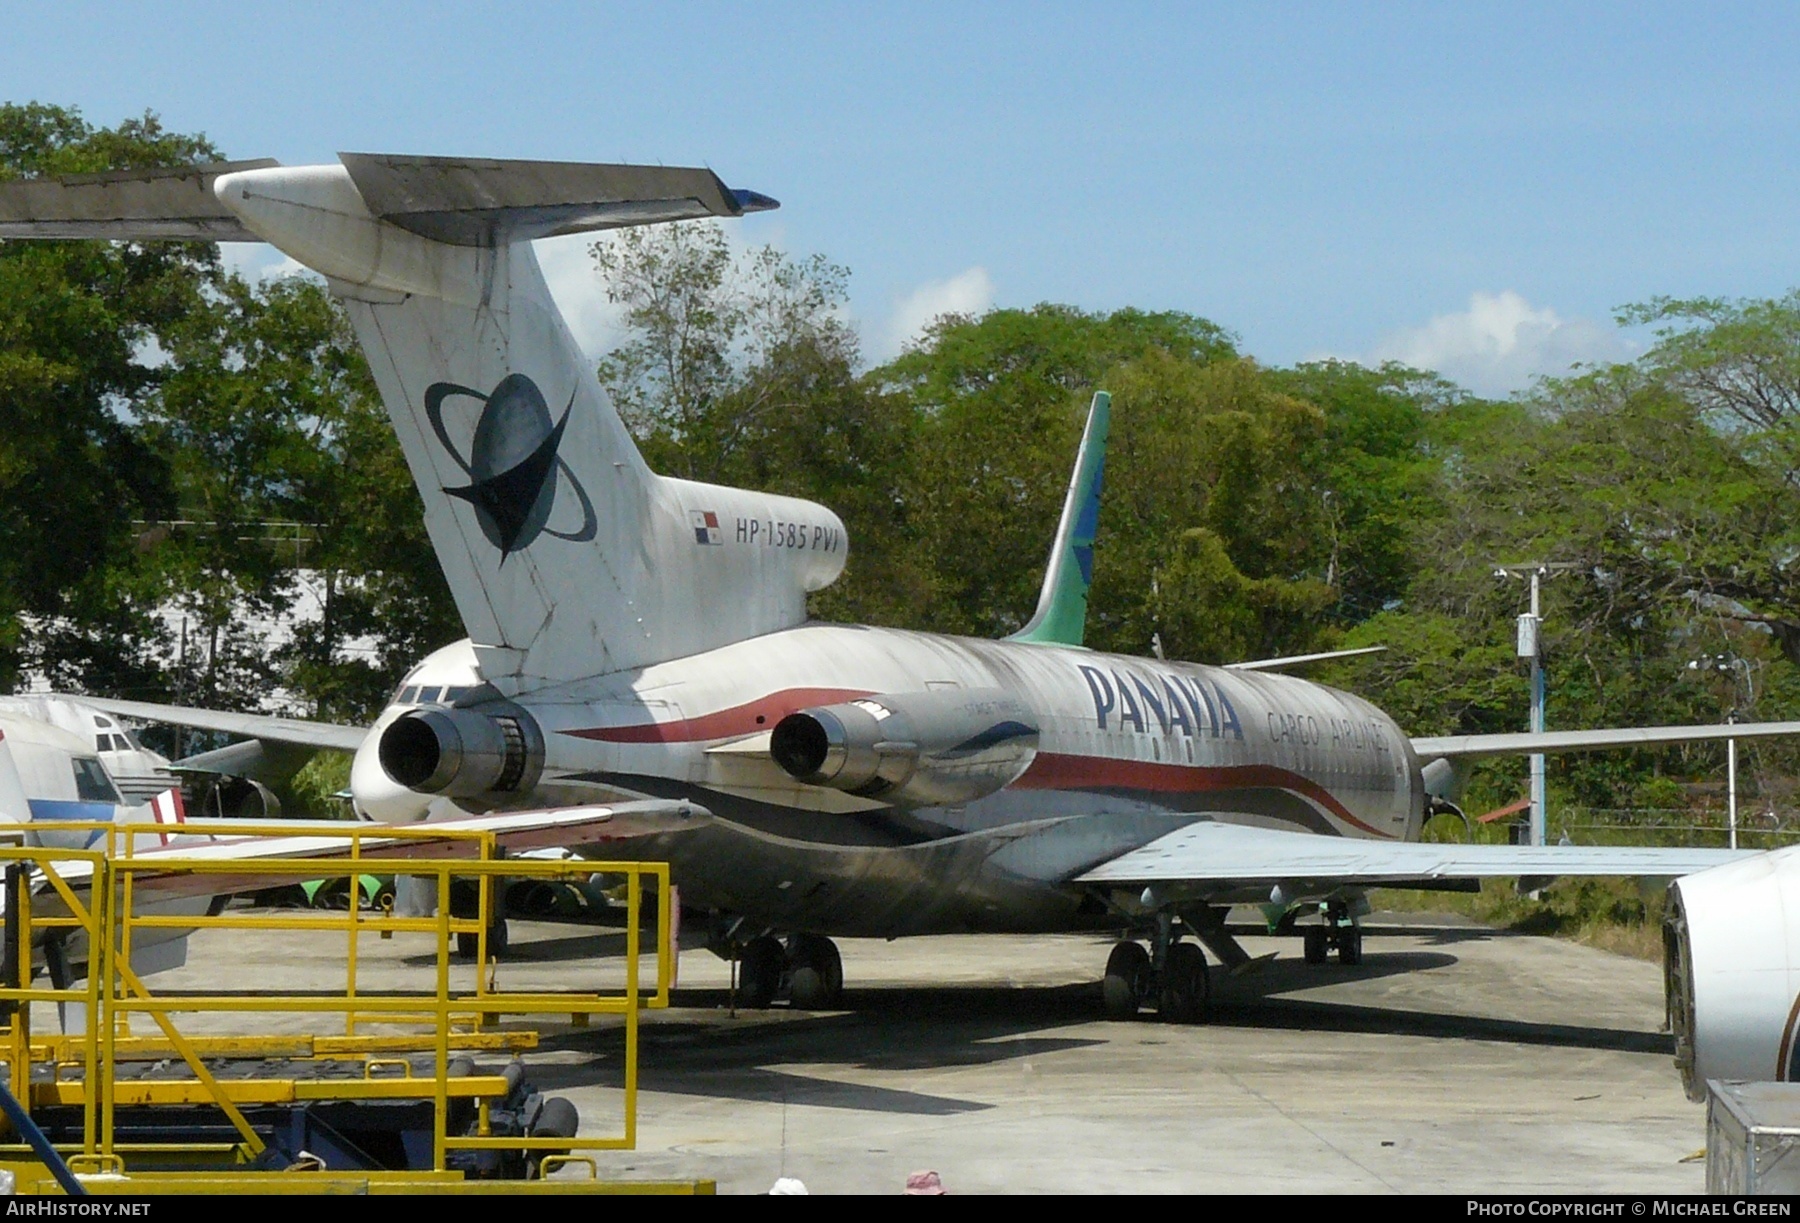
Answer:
xmin=1664 ymin=844 xmax=1800 ymax=1100
xmin=769 ymin=688 xmax=1039 ymax=807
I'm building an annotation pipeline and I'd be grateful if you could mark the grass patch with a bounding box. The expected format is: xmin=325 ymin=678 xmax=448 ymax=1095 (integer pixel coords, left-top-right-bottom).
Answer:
xmin=1371 ymin=876 xmax=1669 ymax=961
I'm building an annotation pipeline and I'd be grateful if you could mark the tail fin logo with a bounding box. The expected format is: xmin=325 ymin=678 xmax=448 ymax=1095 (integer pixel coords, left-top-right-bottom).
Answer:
xmin=425 ymin=373 xmax=598 ymax=557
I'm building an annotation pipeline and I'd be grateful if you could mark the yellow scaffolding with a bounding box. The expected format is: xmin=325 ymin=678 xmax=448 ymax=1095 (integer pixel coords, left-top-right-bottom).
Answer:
xmin=0 ymin=819 xmax=712 ymax=1194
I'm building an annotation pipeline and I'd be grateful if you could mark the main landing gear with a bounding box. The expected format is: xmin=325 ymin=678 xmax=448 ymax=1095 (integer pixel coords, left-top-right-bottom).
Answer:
xmin=1101 ymin=915 xmax=1215 ymax=1024
xmin=733 ymin=932 xmax=845 ymax=1010
xmin=1301 ymin=900 xmax=1363 ymax=966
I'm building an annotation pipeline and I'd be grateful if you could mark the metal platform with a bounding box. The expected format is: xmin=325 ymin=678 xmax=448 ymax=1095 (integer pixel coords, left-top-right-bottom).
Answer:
xmin=0 ymin=819 xmax=712 ymax=1194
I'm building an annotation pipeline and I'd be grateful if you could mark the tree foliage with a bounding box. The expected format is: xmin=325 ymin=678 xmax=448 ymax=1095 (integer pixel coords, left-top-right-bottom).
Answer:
xmin=0 ymin=103 xmax=453 ymax=723
xmin=0 ymin=103 xmax=222 ymax=693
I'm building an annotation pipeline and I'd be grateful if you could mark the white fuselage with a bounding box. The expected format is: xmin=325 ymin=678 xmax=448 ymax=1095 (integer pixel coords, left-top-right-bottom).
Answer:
xmin=353 ymin=626 xmax=1422 ymax=936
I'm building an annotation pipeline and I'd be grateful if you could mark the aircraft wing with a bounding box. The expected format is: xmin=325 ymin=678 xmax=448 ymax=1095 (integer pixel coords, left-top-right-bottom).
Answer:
xmin=81 ymin=698 xmax=366 ymax=753
xmin=27 ymin=800 xmax=711 ymax=906
xmin=1411 ymin=720 xmax=1800 ymax=759
xmin=1075 ymin=820 xmax=1746 ymax=890
xmin=1225 ymin=646 xmax=1387 ymax=672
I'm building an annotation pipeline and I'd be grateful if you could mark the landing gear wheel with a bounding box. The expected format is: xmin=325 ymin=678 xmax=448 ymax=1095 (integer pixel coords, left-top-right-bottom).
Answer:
xmin=787 ymin=934 xmax=844 ymax=1009
xmin=1157 ymin=941 xmax=1210 ymax=1024
xmin=737 ymin=935 xmax=785 ymax=1009
xmin=1102 ymin=941 xmax=1151 ymax=1021
xmin=451 ymin=880 xmax=509 ymax=961
xmin=1303 ymin=926 xmax=1328 ymax=965
xmin=1336 ymin=924 xmax=1363 ymax=966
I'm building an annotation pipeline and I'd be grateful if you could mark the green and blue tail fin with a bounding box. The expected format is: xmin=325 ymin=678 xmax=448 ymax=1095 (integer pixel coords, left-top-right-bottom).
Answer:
xmin=1008 ymin=391 xmax=1110 ymax=648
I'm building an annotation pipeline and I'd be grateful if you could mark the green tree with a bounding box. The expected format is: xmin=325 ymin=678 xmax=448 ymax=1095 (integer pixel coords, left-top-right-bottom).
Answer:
xmin=143 ymin=273 xmax=458 ymax=721
xmin=1619 ymin=293 xmax=1800 ymax=432
xmin=1269 ymin=360 xmax=1452 ymax=621
xmin=593 ymin=220 xmax=855 ymax=476
xmin=1341 ymin=356 xmax=1800 ymax=806
xmin=591 ymin=220 xmax=929 ymax=624
xmin=0 ymin=103 xmax=222 ymax=694
xmin=876 ymin=305 xmax=1237 ymax=637
xmin=1091 ymin=351 xmax=1333 ymax=660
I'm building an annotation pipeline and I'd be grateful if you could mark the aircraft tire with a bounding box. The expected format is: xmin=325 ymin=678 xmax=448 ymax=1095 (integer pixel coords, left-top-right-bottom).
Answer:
xmin=455 ymin=913 xmax=509 ymax=961
xmin=1336 ymin=925 xmax=1363 ymax=966
xmin=1303 ymin=926 xmax=1329 ymax=965
xmin=738 ymin=935 xmax=785 ymax=1009
xmin=1158 ymin=942 xmax=1209 ymax=1024
xmin=451 ymin=879 xmax=509 ymax=961
xmin=1102 ymin=941 xmax=1150 ymax=1020
xmin=788 ymin=934 xmax=844 ymax=1009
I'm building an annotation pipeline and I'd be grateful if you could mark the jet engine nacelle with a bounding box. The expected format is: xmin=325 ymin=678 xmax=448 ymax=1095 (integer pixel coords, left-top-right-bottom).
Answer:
xmin=376 ymin=704 xmax=545 ymax=802
xmin=769 ymin=688 xmax=1039 ymax=807
xmin=1664 ymin=845 xmax=1800 ymax=1100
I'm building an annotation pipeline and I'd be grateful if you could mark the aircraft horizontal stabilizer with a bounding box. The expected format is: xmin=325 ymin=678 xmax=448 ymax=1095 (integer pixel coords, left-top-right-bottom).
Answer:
xmin=83 ymin=697 xmax=366 ymax=753
xmin=1411 ymin=719 xmax=1800 ymax=759
xmin=0 ymin=160 xmax=277 ymax=241
xmin=1077 ymin=820 xmax=1745 ymax=889
xmin=339 ymin=154 xmax=775 ymax=246
xmin=0 ymin=155 xmax=774 ymax=248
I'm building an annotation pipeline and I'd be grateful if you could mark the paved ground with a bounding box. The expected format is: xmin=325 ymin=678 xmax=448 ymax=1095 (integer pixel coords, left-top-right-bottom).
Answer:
xmin=108 ymin=912 xmax=1701 ymax=1194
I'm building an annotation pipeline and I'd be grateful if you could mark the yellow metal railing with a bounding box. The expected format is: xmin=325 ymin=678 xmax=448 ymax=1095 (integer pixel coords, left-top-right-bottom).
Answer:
xmin=0 ymin=819 xmax=674 ymax=1175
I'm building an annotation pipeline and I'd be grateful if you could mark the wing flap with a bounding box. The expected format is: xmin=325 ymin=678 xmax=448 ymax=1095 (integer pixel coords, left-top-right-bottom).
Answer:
xmin=1076 ymin=820 xmax=1747 ymax=887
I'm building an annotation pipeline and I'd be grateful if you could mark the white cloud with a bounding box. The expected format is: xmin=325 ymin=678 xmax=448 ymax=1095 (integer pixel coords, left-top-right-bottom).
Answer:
xmin=219 ymin=243 xmax=314 ymax=284
xmin=878 ymin=267 xmax=995 ymax=360
xmin=533 ymin=232 xmax=628 ymax=359
xmin=1367 ymin=290 xmax=1629 ymax=397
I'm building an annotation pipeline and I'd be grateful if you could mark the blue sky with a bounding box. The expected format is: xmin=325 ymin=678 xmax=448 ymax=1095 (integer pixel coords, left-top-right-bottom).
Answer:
xmin=8 ymin=2 xmax=1800 ymax=393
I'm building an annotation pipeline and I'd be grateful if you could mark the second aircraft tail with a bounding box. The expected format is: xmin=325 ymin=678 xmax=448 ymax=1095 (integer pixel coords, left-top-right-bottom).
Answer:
xmin=1008 ymin=391 xmax=1110 ymax=647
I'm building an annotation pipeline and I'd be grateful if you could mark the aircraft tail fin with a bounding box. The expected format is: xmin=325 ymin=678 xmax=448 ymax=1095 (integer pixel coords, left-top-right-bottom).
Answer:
xmin=0 ymin=154 xmax=839 ymax=691
xmin=1008 ymin=391 xmax=1110 ymax=647
xmin=214 ymin=158 xmax=838 ymax=691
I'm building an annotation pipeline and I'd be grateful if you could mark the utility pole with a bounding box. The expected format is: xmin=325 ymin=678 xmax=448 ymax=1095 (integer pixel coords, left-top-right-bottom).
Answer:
xmin=1687 ymin=654 xmax=1753 ymax=851
xmin=1496 ymin=563 xmax=1580 ymax=846
xmin=1728 ymin=710 xmax=1738 ymax=851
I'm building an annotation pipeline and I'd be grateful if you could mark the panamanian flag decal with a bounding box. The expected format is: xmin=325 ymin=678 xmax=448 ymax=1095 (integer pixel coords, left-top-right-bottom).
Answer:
xmin=691 ymin=510 xmax=723 ymax=545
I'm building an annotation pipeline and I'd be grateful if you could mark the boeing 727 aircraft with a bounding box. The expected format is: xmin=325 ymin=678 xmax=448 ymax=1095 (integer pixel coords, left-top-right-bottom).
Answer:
xmin=4 ymin=154 xmax=1793 ymax=1023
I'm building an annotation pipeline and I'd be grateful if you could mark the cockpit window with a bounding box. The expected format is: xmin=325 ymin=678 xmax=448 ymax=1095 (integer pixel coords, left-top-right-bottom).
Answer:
xmin=442 ymin=686 xmax=473 ymax=705
xmin=417 ymin=686 xmax=443 ymax=704
xmin=396 ymin=686 xmax=419 ymax=704
xmin=71 ymin=757 xmax=121 ymax=804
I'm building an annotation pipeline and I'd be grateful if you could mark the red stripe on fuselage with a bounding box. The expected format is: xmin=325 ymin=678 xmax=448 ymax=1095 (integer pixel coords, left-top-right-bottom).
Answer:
xmin=563 ymin=687 xmax=873 ymax=744
xmin=565 ymin=691 xmax=1395 ymax=839
xmin=1015 ymin=752 xmax=1395 ymax=838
